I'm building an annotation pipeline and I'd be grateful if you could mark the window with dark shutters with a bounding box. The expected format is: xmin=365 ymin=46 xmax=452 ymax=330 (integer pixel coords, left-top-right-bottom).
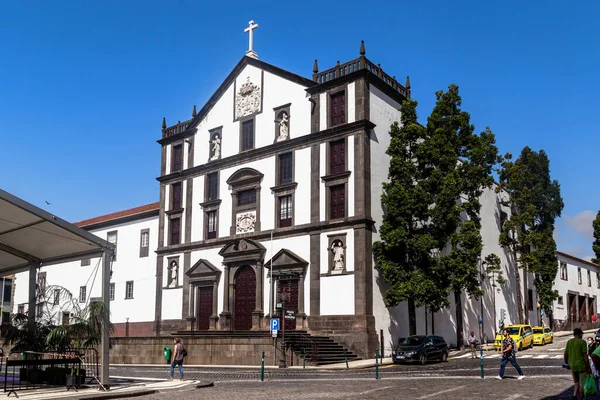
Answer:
xmin=330 ymin=185 xmax=345 ymax=219
xmin=206 ymin=211 xmax=217 ymax=239
xmin=279 ymin=153 xmax=293 ymax=184
xmin=241 ymin=120 xmax=255 ymax=151
xmin=330 ymin=140 xmax=346 ymax=174
xmin=207 ymin=173 xmax=219 ymax=201
xmin=238 ymin=189 xmax=256 ymax=206
xmin=170 ymin=217 xmax=181 ymax=245
xmin=279 ymin=195 xmax=293 ymax=227
xmin=330 ymin=92 xmax=346 ymax=127
xmin=172 ymin=182 xmax=183 ymax=210
xmin=172 ymin=144 xmax=183 ymax=172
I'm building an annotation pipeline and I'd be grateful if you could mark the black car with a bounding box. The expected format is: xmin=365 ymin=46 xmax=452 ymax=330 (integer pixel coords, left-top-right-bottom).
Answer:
xmin=392 ymin=335 xmax=449 ymax=365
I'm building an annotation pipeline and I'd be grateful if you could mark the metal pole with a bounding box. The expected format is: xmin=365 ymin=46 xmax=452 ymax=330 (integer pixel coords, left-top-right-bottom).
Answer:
xmin=303 ymin=348 xmax=306 ymax=369
xmin=100 ymin=251 xmax=111 ymax=389
xmin=479 ymin=342 xmax=484 ymax=379
xmin=344 ymin=348 xmax=348 ymax=369
xmin=270 ymin=231 xmax=274 ymax=317
xmin=375 ymin=348 xmax=379 ymax=379
xmin=260 ymin=351 xmax=264 ymax=381
xmin=1 ymin=277 xmax=5 ymax=321
xmin=273 ymin=337 xmax=277 ymax=366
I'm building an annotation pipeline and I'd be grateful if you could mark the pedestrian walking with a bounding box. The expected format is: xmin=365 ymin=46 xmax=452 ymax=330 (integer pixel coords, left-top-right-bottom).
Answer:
xmin=564 ymin=328 xmax=592 ymax=400
xmin=467 ymin=331 xmax=478 ymax=359
xmin=495 ymin=328 xmax=525 ymax=380
xmin=588 ymin=337 xmax=598 ymax=378
xmin=169 ymin=338 xmax=185 ymax=381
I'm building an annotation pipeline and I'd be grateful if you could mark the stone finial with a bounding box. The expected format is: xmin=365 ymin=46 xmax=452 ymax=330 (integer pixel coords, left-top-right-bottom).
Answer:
xmin=313 ymin=59 xmax=319 ymax=74
xmin=162 ymin=117 xmax=166 ymax=129
xmin=192 ymin=105 xmax=197 ymax=117
xmin=337 ymin=60 xmax=340 ymax=67
xmin=360 ymin=40 xmax=365 ymax=56
xmin=405 ymin=76 xmax=411 ymax=90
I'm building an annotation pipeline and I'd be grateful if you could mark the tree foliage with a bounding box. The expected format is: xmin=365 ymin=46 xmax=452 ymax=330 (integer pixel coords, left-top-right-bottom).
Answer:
xmin=593 ymin=210 xmax=600 ymax=265
xmin=497 ymin=147 xmax=564 ymax=318
xmin=483 ymin=253 xmax=507 ymax=288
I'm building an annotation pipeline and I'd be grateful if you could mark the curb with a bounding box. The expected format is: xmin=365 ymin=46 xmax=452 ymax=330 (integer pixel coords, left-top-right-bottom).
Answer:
xmin=76 ymin=389 xmax=158 ymax=400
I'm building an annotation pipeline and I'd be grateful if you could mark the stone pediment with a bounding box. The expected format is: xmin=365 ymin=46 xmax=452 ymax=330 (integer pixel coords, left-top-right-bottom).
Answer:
xmin=187 ymin=259 xmax=221 ymax=280
xmin=264 ymin=249 xmax=308 ymax=269
xmin=226 ymin=168 xmax=263 ymax=186
xmin=219 ymin=238 xmax=266 ymax=264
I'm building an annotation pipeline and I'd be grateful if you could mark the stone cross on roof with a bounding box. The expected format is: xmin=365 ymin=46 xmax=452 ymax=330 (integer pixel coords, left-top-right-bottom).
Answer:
xmin=244 ymin=20 xmax=258 ymax=59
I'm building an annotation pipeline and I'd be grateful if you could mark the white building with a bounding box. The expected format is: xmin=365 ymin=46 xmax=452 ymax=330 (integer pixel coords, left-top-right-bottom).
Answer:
xmin=12 ymin=32 xmax=578 ymax=358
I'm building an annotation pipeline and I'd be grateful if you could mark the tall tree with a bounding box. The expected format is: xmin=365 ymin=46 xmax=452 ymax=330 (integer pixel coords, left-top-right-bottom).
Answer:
xmin=423 ymin=85 xmax=499 ymax=348
xmin=593 ymin=210 xmax=600 ymax=265
xmin=483 ymin=253 xmax=507 ymax=334
xmin=497 ymin=147 xmax=563 ymax=326
xmin=373 ymin=99 xmax=449 ymax=336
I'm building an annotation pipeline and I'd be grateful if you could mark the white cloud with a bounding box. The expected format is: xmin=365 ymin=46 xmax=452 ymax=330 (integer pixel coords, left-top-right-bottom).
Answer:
xmin=564 ymin=210 xmax=596 ymax=238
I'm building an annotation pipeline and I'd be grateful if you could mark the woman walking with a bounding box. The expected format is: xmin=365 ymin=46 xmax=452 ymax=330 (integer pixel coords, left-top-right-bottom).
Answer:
xmin=495 ymin=328 xmax=525 ymax=380
xmin=169 ymin=338 xmax=185 ymax=381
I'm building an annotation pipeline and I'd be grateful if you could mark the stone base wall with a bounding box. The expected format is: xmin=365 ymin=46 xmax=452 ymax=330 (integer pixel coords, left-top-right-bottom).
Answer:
xmin=307 ymin=315 xmax=378 ymax=359
xmin=112 ymin=321 xmax=154 ymax=337
xmin=109 ymin=336 xmax=275 ymax=365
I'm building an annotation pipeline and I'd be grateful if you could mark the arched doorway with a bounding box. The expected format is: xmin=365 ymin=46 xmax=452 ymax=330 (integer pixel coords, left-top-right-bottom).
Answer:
xmin=234 ymin=265 xmax=256 ymax=330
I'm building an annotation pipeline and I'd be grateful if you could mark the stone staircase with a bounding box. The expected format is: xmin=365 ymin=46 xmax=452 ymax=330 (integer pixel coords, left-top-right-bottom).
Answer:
xmin=281 ymin=330 xmax=361 ymax=366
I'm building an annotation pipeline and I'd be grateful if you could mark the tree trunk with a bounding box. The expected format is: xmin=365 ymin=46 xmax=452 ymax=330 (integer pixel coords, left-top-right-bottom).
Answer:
xmin=408 ymin=298 xmax=417 ymax=335
xmin=513 ymin=250 xmax=524 ymax=324
xmin=548 ymin=308 xmax=554 ymax=331
xmin=455 ymin=290 xmax=464 ymax=350
xmin=431 ymin=308 xmax=435 ymax=335
xmin=523 ymin=267 xmax=529 ymax=325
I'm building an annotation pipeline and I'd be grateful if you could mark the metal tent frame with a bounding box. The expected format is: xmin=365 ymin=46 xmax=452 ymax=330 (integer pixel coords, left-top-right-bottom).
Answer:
xmin=0 ymin=188 xmax=114 ymax=389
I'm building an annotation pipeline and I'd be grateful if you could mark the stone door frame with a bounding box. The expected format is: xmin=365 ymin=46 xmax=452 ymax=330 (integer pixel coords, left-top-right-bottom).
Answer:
xmin=186 ymin=259 xmax=221 ymax=330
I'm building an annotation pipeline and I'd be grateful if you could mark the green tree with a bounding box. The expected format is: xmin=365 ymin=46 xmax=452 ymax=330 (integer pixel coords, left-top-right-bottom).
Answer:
xmin=497 ymin=147 xmax=563 ymax=326
xmin=373 ymin=99 xmax=449 ymax=336
xmin=482 ymin=253 xmax=506 ymax=334
xmin=424 ymin=85 xmax=499 ymax=348
xmin=593 ymin=210 xmax=600 ymax=265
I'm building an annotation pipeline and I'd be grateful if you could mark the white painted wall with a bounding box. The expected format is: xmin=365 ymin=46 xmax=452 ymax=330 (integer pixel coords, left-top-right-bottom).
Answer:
xmin=191 ymin=175 xmax=205 ymax=242
xmin=347 ymin=139 xmax=355 ymax=218
xmin=321 ymin=274 xmax=354 ymax=315
xmin=319 ymin=93 xmax=327 ymax=131
xmin=293 ymin=147 xmax=311 ymax=226
xmin=553 ymin=253 xmax=600 ymax=322
xmin=319 ymin=143 xmax=326 ymax=221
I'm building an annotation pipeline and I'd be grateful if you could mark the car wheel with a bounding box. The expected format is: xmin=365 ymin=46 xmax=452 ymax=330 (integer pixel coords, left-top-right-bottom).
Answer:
xmin=441 ymin=352 xmax=448 ymax=362
xmin=419 ymin=354 xmax=427 ymax=365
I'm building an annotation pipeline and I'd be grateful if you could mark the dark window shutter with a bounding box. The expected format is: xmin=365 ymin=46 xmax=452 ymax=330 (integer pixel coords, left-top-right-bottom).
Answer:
xmin=242 ymin=120 xmax=254 ymax=151
xmin=279 ymin=153 xmax=293 ymax=184
xmin=330 ymin=140 xmax=345 ymax=174
xmin=330 ymin=92 xmax=346 ymax=127
xmin=330 ymin=185 xmax=345 ymax=219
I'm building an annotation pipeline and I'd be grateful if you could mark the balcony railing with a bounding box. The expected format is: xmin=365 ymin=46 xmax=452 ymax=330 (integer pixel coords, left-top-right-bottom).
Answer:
xmin=162 ymin=119 xmax=193 ymax=139
xmin=313 ymin=56 xmax=409 ymax=98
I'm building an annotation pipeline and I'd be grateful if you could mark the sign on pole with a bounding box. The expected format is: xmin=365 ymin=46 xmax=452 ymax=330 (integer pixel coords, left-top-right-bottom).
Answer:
xmin=270 ymin=318 xmax=280 ymax=331
xmin=478 ymin=315 xmax=482 ymax=325
xmin=272 ymin=329 xmax=278 ymax=338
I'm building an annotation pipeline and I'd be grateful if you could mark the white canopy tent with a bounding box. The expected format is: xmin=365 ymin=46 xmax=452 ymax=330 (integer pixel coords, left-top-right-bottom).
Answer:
xmin=0 ymin=188 xmax=114 ymax=388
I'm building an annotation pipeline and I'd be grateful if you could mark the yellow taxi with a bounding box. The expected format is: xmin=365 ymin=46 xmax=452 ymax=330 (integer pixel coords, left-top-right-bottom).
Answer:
xmin=532 ymin=326 xmax=554 ymax=346
xmin=494 ymin=325 xmax=534 ymax=351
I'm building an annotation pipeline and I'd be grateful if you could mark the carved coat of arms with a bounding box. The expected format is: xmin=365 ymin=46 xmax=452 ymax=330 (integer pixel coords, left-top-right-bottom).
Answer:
xmin=236 ymin=212 xmax=256 ymax=234
xmin=235 ymin=77 xmax=261 ymax=119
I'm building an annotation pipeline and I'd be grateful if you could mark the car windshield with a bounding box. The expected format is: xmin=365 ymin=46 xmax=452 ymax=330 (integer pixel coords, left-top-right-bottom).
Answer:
xmin=401 ymin=337 xmax=423 ymax=346
xmin=502 ymin=328 xmax=520 ymax=335
xmin=533 ymin=329 xmax=544 ymax=334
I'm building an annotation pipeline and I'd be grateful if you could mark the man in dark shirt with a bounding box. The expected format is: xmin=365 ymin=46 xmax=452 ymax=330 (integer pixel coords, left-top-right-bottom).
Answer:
xmin=495 ymin=328 xmax=525 ymax=380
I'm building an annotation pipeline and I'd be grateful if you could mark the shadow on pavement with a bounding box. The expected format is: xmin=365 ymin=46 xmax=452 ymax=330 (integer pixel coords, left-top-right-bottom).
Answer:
xmin=539 ymin=385 xmax=575 ymax=400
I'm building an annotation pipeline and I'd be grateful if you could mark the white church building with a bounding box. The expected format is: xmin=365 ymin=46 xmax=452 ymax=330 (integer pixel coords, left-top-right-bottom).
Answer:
xmin=12 ymin=23 xmax=582 ymax=361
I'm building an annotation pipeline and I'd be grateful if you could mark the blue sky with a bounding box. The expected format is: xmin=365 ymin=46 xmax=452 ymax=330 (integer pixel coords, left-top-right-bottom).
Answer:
xmin=1 ymin=1 xmax=598 ymax=259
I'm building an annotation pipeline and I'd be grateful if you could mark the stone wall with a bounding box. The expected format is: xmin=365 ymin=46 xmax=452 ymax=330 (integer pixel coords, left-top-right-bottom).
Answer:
xmin=307 ymin=315 xmax=378 ymax=359
xmin=109 ymin=335 xmax=276 ymax=365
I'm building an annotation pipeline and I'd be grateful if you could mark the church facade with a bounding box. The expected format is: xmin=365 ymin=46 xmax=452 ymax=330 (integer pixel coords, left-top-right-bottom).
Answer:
xmin=12 ymin=30 xmax=558 ymax=360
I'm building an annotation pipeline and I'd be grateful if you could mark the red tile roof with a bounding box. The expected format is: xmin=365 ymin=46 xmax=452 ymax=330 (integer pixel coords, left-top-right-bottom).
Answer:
xmin=74 ymin=202 xmax=160 ymax=228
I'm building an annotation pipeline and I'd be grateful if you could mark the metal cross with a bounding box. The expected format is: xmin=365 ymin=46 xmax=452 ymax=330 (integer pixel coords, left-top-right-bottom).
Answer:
xmin=244 ymin=20 xmax=259 ymax=58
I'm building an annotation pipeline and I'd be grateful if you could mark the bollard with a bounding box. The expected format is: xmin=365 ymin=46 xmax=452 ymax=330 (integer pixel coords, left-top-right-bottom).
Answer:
xmin=479 ymin=344 xmax=484 ymax=379
xmin=261 ymin=351 xmax=265 ymax=382
xmin=303 ymin=348 xmax=306 ymax=369
xmin=344 ymin=348 xmax=348 ymax=369
xmin=375 ymin=348 xmax=380 ymax=380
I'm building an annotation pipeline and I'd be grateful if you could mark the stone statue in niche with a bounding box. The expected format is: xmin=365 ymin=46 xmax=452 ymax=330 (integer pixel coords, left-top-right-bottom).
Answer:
xmin=235 ymin=77 xmax=262 ymax=119
xmin=168 ymin=260 xmax=178 ymax=288
xmin=330 ymin=240 xmax=345 ymax=274
xmin=210 ymin=134 xmax=221 ymax=161
xmin=276 ymin=112 xmax=289 ymax=142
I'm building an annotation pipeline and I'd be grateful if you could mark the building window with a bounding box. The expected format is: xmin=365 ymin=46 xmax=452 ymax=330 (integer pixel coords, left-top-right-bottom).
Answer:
xmin=279 ymin=153 xmax=293 ymax=185
xmin=279 ymin=195 xmax=293 ymax=227
xmin=207 ymin=172 xmax=219 ymax=201
xmin=81 ymin=258 xmax=90 ymax=266
xmin=37 ymin=272 xmax=46 ymax=294
xmin=79 ymin=286 xmax=86 ymax=303
xmin=558 ymin=296 xmax=564 ymax=305
xmin=62 ymin=312 xmax=70 ymax=326
xmin=560 ymin=262 xmax=568 ymax=280
xmin=527 ymin=289 xmax=533 ymax=311
xmin=2 ymin=312 xmax=10 ymax=325
xmin=588 ymin=270 xmax=592 ymax=287
xmin=3 ymin=279 xmax=12 ymax=303
xmin=140 ymin=229 xmax=150 ymax=258
xmin=238 ymin=189 xmax=257 ymax=206
xmin=330 ymin=185 xmax=346 ymax=220
xmin=597 ymin=272 xmax=600 ymax=289
xmin=241 ymin=119 xmax=255 ymax=151
xmin=171 ymin=143 xmax=183 ymax=172
xmin=329 ymin=139 xmax=346 ymax=175
xmin=53 ymin=289 xmax=60 ymax=306
xmin=110 ymin=283 xmax=115 ymax=301
xmin=36 ymin=302 xmax=44 ymax=318
xmin=17 ymin=304 xmax=24 ymax=314
xmin=125 ymin=281 xmax=134 ymax=299
xmin=330 ymin=91 xmax=346 ymax=127
xmin=578 ymin=267 xmax=582 ymax=284
xmin=169 ymin=217 xmax=181 ymax=245
xmin=107 ymin=231 xmax=117 ymax=261
xmin=206 ymin=210 xmax=217 ymax=239
xmin=171 ymin=182 xmax=183 ymax=210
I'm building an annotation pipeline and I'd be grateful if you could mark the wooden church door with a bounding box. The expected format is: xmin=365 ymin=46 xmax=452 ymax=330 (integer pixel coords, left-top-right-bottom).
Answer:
xmin=277 ymin=278 xmax=299 ymax=331
xmin=196 ymin=286 xmax=213 ymax=331
xmin=234 ymin=265 xmax=256 ymax=331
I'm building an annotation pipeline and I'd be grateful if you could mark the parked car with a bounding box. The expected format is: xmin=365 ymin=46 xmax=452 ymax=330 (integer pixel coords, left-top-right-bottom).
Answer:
xmin=494 ymin=325 xmax=534 ymax=351
xmin=392 ymin=335 xmax=449 ymax=365
xmin=532 ymin=326 xmax=554 ymax=345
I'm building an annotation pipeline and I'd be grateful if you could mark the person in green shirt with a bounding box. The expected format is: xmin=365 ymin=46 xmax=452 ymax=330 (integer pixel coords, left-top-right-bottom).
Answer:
xmin=564 ymin=328 xmax=591 ymax=400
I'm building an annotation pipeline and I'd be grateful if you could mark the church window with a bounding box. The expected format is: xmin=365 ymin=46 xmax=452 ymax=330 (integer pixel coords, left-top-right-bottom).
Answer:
xmin=578 ymin=267 xmax=582 ymax=284
xmin=597 ymin=272 xmax=600 ymax=289
xmin=206 ymin=210 xmax=218 ymax=239
xmin=329 ymin=139 xmax=346 ymax=174
xmin=207 ymin=173 xmax=219 ymax=201
xmin=110 ymin=283 xmax=115 ymax=301
xmin=558 ymin=296 xmax=563 ymax=305
xmin=588 ymin=270 xmax=591 ymax=287
xmin=330 ymin=185 xmax=345 ymax=219
xmin=171 ymin=182 xmax=183 ymax=210
xmin=107 ymin=231 xmax=117 ymax=261
xmin=241 ymin=119 xmax=255 ymax=151
xmin=560 ymin=262 xmax=567 ymax=280
xmin=171 ymin=144 xmax=183 ymax=172
xmin=238 ymin=189 xmax=256 ymax=206
xmin=279 ymin=195 xmax=293 ymax=227
xmin=279 ymin=153 xmax=293 ymax=185
xmin=125 ymin=281 xmax=134 ymax=299
xmin=79 ymin=286 xmax=86 ymax=303
xmin=139 ymin=229 xmax=150 ymax=258
xmin=169 ymin=217 xmax=181 ymax=245
xmin=330 ymin=91 xmax=346 ymax=127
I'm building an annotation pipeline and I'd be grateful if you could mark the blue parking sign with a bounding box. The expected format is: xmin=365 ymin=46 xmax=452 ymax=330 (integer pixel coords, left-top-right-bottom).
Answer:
xmin=270 ymin=318 xmax=280 ymax=331
xmin=478 ymin=315 xmax=482 ymax=324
